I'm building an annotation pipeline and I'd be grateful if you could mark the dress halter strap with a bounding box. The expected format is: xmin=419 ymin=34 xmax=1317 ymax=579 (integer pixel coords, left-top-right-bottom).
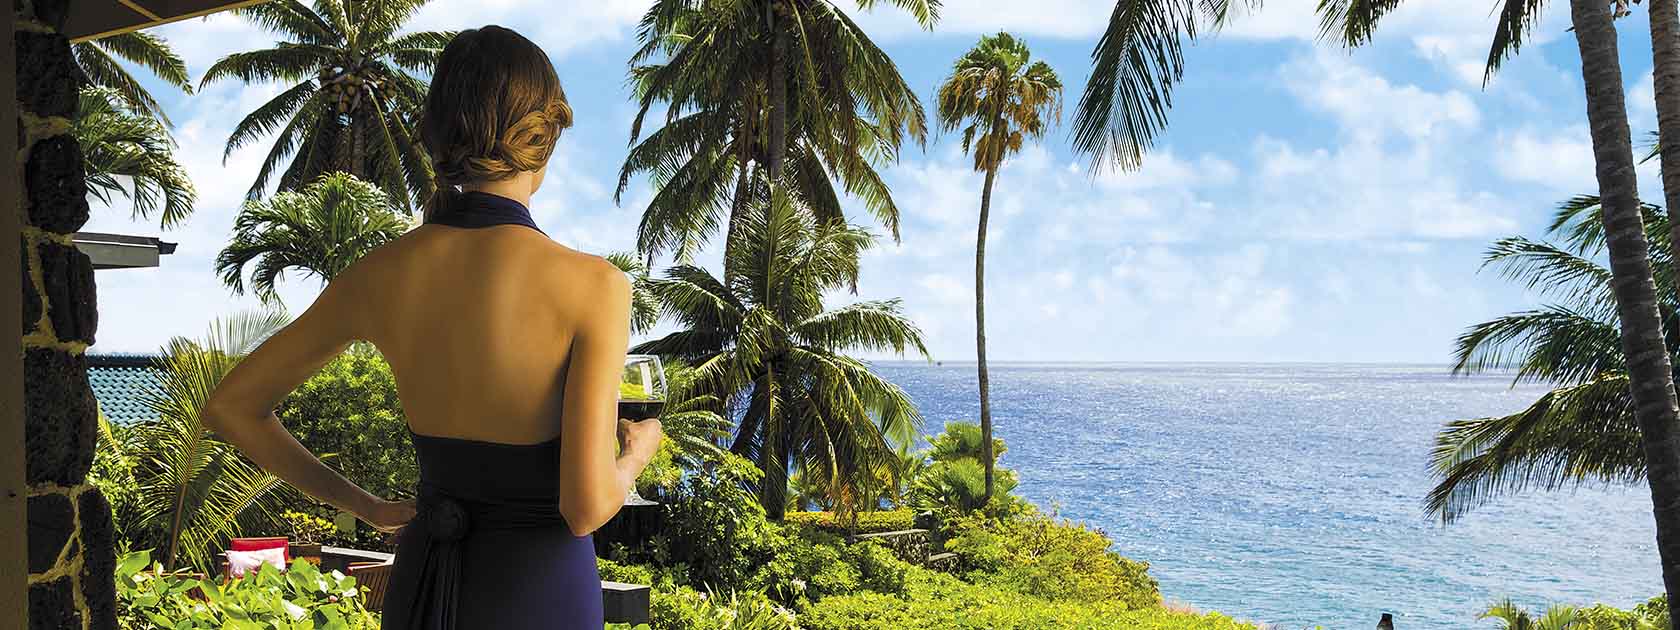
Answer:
xmin=425 ymin=191 xmax=546 ymax=236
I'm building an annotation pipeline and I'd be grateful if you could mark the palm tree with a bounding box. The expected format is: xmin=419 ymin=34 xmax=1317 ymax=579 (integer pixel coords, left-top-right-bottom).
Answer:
xmin=1069 ymin=0 xmax=1252 ymax=169
xmin=128 ymin=311 xmax=294 ymax=570
xmin=619 ymin=0 xmax=934 ymax=264
xmin=1432 ymin=195 xmax=1663 ymax=522
xmin=73 ymin=31 xmax=192 ymax=126
xmin=908 ymin=421 xmax=1017 ymax=514
xmin=216 ymin=172 xmax=410 ymax=304
xmin=635 ymin=188 xmax=929 ymax=519
xmin=200 ymin=0 xmax=450 ymax=213
xmin=1324 ymin=0 xmax=1680 ymax=617
xmin=935 ymin=32 xmax=1061 ymax=503
xmin=74 ymin=87 xmax=197 ymax=228
xmin=1480 ymin=599 xmax=1581 ymax=630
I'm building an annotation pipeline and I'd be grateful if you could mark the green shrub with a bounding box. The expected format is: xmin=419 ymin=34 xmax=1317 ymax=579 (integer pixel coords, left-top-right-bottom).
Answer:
xmin=776 ymin=531 xmax=858 ymax=603
xmin=905 ymin=422 xmax=1027 ymax=517
xmin=598 ymin=558 xmax=656 ymax=585
xmin=845 ymin=540 xmax=911 ymax=595
xmin=785 ymin=508 xmax=916 ymax=534
xmin=645 ymin=452 xmax=785 ymax=593
xmin=650 ymin=586 xmax=795 ymax=630
xmin=802 ymin=567 xmax=1253 ymax=630
xmin=90 ymin=417 xmax=166 ymax=554
xmin=1523 ymin=596 xmax=1668 ymax=630
xmin=945 ymin=509 xmax=1159 ymax=609
xmin=279 ymin=348 xmax=415 ymax=502
xmin=281 ymin=510 xmax=337 ymax=545
xmin=115 ymin=549 xmax=378 ymax=629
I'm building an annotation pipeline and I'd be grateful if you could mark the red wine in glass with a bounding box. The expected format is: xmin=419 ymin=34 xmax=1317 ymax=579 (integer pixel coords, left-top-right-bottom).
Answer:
xmin=618 ymin=400 xmax=665 ymax=421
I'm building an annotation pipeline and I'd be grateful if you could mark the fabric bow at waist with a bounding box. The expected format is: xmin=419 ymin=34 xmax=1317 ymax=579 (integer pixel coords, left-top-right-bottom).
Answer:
xmin=387 ymin=488 xmax=569 ymax=630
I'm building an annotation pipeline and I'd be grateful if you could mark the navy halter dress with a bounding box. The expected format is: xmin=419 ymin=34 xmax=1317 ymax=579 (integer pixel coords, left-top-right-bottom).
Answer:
xmin=380 ymin=191 xmax=604 ymax=630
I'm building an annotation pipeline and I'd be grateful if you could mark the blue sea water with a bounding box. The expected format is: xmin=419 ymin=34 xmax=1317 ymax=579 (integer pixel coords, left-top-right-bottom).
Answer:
xmin=870 ymin=362 xmax=1659 ymax=630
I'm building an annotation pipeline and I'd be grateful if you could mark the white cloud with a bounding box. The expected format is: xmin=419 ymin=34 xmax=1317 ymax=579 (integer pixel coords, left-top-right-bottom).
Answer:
xmin=410 ymin=0 xmax=651 ymax=58
xmin=1281 ymin=50 xmax=1480 ymax=143
xmin=1495 ymin=126 xmax=1596 ymax=192
xmin=846 ymin=0 xmax=1116 ymax=40
xmin=1630 ymin=71 xmax=1658 ymax=131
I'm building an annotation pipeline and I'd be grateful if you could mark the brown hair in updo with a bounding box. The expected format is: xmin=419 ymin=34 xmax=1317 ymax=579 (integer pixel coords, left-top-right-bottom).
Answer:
xmin=419 ymin=25 xmax=573 ymax=220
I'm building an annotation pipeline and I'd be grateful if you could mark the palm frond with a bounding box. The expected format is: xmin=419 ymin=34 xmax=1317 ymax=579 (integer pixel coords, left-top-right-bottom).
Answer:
xmin=1071 ymin=0 xmax=1202 ymax=170
xmin=1427 ymin=376 xmax=1644 ymax=523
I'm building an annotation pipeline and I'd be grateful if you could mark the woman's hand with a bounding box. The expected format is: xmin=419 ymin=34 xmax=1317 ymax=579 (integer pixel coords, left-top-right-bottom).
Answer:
xmin=617 ymin=418 xmax=664 ymax=464
xmin=362 ymin=498 xmax=417 ymax=533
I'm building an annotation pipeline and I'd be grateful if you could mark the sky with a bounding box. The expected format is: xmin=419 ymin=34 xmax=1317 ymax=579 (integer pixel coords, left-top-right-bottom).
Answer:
xmin=80 ymin=0 xmax=1673 ymax=363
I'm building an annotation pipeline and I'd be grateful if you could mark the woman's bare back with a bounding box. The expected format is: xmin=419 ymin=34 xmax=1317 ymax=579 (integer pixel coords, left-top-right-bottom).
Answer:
xmin=350 ymin=222 xmax=620 ymax=445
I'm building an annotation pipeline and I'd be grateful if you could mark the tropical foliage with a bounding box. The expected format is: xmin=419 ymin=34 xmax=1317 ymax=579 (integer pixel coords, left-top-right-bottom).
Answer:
xmin=123 ymin=311 xmax=294 ymax=571
xmin=115 ymin=550 xmax=379 ymax=629
xmin=944 ymin=507 xmax=1159 ymax=609
xmin=73 ymin=32 xmax=193 ymax=126
xmin=1071 ymin=0 xmax=1252 ymax=168
xmin=635 ymin=190 xmax=929 ymax=518
xmin=1430 ymin=197 xmax=1661 ymax=522
xmin=276 ymin=346 xmax=415 ymax=504
xmin=74 ymin=87 xmax=197 ymax=228
xmin=784 ymin=508 xmax=916 ymax=535
xmin=619 ymin=0 xmax=934 ymax=263
xmin=202 ymin=0 xmax=451 ymax=212
xmin=908 ymin=421 xmax=1021 ymax=516
xmin=1479 ymin=599 xmax=1582 ymax=630
xmin=216 ymin=172 xmax=411 ymax=303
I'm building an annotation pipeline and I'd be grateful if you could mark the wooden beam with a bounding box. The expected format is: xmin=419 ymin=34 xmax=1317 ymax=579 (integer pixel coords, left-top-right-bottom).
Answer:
xmin=67 ymin=0 xmax=275 ymax=43
xmin=0 ymin=4 xmax=27 ymax=630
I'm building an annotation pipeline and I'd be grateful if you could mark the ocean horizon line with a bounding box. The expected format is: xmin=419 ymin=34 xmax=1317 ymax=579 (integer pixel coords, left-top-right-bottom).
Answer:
xmin=863 ymin=359 xmax=1466 ymax=368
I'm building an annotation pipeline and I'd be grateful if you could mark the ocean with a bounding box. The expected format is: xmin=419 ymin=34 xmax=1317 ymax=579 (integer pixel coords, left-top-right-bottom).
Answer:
xmin=870 ymin=362 xmax=1659 ymax=630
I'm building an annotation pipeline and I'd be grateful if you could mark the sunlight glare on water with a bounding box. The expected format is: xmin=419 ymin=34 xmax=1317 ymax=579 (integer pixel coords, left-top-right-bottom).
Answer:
xmin=873 ymin=362 xmax=1658 ymax=630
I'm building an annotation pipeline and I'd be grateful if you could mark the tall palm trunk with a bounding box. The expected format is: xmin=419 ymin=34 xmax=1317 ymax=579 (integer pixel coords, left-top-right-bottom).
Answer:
xmin=1650 ymin=0 xmax=1680 ymax=268
xmin=976 ymin=166 xmax=997 ymax=503
xmin=766 ymin=14 xmax=789 ymax=181
xmin=1571 ymin=0 xmax=1680 ymax=622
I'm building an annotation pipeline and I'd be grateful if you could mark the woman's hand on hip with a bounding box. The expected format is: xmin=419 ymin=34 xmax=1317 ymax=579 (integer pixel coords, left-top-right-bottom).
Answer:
xmin=363 ymin=498 xmax=417 ymax=533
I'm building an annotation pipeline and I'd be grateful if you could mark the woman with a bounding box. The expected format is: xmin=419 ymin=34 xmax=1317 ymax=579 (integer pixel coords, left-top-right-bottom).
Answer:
xmin=202 ymin=25 xmax=662 ymax=630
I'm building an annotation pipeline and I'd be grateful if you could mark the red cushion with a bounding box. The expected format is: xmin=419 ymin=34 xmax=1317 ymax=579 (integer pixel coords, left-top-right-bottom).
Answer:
xmin=229 ymin=537 xmax=290 ymax=561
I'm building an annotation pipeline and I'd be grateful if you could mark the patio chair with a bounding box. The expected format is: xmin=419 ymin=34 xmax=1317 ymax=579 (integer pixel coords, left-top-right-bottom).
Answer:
xmin=347 ymin=561 xmax=395 ymax=612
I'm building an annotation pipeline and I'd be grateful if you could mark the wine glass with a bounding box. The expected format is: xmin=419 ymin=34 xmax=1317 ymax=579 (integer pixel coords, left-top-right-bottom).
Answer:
xmin=619 ymin=354 xmax=667 ymax=421
xmin=618 ymin=354 xmax=665 ymax=506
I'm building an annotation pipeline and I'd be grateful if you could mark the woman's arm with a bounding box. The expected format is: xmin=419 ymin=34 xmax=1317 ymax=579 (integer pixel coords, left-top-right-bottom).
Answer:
xmin=557 ymin=262 xmax=662 ymax=536
xmin=201 ymin=265 xmax=413 ymax=531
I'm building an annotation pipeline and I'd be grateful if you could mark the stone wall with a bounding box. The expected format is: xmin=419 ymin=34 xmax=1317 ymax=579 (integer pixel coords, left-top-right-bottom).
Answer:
xmin=17 ymin=0 xmax=115 ymax=628
xmin=850 ymin=529 xmax=932 ymax=566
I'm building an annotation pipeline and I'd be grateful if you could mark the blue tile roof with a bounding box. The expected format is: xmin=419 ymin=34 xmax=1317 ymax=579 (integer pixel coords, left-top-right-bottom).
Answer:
xmin=87 ymin=354 xmax=162 ymax=425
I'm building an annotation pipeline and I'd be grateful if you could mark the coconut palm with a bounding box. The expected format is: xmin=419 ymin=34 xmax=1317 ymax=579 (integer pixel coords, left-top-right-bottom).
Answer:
xmin=127 ymin=311 xmax=294 ymax=570
xmin=634 ymin=188 xmax=929 ymax=519
xmin=73 ymin=87 xmax=197 ymax=229
xmin=935 ymin=32 xmax=1060 ymax=504
xmin=620 ymin=0 xmax=934 ymax=264
xmin=1480 ymin=599 xmax=1581 ymax=630
xmin=200 ymin=0 xmax=450 ymax=213
xmin=1432 ymin=195 xmax=1666 ymax=522
xmin=1325 ymin=0 xmax=1680 ymax=615
xmin=216 ymin=172 xmax=410 ymax=304
xmin=1069 ymin=0 xmax=1253 ymax=169
xmin=73 ymin=31 xmax=192 ymax=126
